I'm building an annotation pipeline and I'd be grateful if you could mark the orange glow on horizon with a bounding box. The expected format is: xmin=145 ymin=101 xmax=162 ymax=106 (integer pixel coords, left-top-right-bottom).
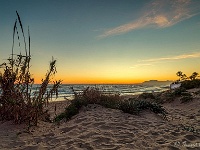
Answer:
xmin=33 ymin=75 xmax=177 ymax=84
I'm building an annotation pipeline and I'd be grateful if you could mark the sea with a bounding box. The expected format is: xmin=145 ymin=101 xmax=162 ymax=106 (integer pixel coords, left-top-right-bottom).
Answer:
xmin=0 ymin=84 xmax=170 ymax=102
xmin=36 ymin=84 xmax=170 ymax=101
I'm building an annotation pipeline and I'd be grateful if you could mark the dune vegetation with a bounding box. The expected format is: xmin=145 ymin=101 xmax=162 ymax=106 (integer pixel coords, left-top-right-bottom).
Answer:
xmin=0 ymin=11 xmax=61 ymax=127
xmin=55 ymin=71 xmax=200 ymax=123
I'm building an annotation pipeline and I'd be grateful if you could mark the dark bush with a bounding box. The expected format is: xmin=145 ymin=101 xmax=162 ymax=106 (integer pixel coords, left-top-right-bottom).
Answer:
xmin=71 ymin=98 xmax=88 ymax=109
xmin=138 ymin=92 xmax=155 ymax=99
xmin=181 ymin=92 xmax=192 ymax=97
xmin=120 ymin=99 xmax=138 ymax=114
xmin=181 ymin=79 xmax=200 ymax=89
xmin=99 ymin=94 xmax=121 ymax=109
xmin=55 ymin=88 xmax=121 ymax=122
xmin=54 ymin=112 xmax=67 ymax=122
xmin=120 ymin=99 xmax=167 ymax=118
xmin=55 ymin=88 xmax=168 ymax=122
xmin=54 ymin=99 xmax=86 ymax=122
xmin=180 ymin=96 xmax=193 ymax=103
xmin=173 ymin=87 xmax=186 ymax=96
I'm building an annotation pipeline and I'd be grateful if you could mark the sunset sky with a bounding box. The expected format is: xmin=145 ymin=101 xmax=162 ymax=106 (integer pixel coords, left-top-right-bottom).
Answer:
xmin=1 ymin=0 xmax=200 ymax=84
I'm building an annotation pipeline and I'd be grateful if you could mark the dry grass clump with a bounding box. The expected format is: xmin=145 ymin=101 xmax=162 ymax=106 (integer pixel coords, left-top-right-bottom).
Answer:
xmin=0 ymin=11 xmax=61 ymax=126
xmin=55 ymin=87 xmax=121 ymax=122
xmin=157 ymin=87 xmax=193 ymax=104
xmin=72 ymin=87 xmax=122 ymax=109
xmin=138 ymin=92 xmax=155 ymax=100
xmin=180 ymin=95 xmax=193 ymax=103
xmin=55 ymin=88 xmax=167 ymax=122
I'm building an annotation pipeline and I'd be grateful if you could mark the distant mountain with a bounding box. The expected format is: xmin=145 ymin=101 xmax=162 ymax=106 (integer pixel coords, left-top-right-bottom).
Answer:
xmin=141 ymin=80 xmax=173 ymax=86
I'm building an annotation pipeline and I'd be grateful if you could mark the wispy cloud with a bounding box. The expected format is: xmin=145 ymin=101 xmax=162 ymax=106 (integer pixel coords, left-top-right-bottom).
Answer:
xmin=99 ymin=0 xmax=199 ymax=38
xmin=131 ymin=52 xmax=200 ymax=68
xmin=140 ymin=52 xmax=200 ymax=62
xmin=130 ymin=63 xmax=153 ymax=69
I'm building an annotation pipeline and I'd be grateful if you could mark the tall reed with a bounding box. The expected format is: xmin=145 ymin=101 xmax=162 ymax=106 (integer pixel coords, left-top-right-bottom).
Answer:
xmin=0 ymin=11 xmax=61 ymax=126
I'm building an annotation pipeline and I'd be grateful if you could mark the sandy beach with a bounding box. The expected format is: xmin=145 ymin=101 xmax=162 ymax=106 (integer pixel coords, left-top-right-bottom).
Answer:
xmin=1 ymin=1 xmax=200 ymax=149
xmin=0 ymin=90 xmax=200 ymax=150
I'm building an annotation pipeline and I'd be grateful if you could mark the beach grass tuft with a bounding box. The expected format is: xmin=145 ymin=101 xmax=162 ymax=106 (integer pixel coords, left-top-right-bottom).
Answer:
xmin=138 ymin=92 xmax=155 ymax=100
xmin=120 ymin=98 xmax=167 ymax=118
xmin=0 ymin=11 xmax=61 ymax=126
xmin=55 ymin=88 xmax=167 ymax=122
xmin=55 ymin=87 xmax=121 ymax=122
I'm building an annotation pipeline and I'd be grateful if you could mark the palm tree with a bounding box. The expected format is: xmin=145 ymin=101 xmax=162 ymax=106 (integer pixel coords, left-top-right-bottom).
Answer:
xmin=176 ymin=71 xmax=187 ymax=81
xmin=189 ymin=72 xmax=199 ymax=80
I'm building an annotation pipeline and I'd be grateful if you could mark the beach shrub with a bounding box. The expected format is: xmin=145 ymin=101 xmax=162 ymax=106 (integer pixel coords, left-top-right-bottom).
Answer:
xmin=55 ymin=87 xmax=121 ymax=122
xmin=54 ymin=101 xmax=81 ymax=122
xmin=171 ymin=87 xmax=184 ymax=96
xmin=171 ymin=86 xmax=193 ymax=98
xmin=180 ymin=95 xmax=193 ymax=103
xmin=72 ymin=86 xmax=121 ymax=109
xmin=55 ymin=97 xmax=89 ymax=122
xmin=173 ymin=87 xmax=186 ymax=96
xmin=165 ymin=87 xmax=187 ymax=97
xmin=175 ymin=71 xmax=200 ymax=89
xmin=151 ymin=92 xmax=167 ymax=104
xmin=120 ymin=99 xmax=137 ymax=114
xmin=162 ymin=87 xmax=192 ymax=103
xmin=99 ymin=94 xmax=121 ymax=109
xmin=180 ymin=92 xmax=192 ymax=97
xmin=156 ymin=91 xmax=175 ymax=103
xmin=138 ymin=92 xmax=155 ymax=99
xmin=0 ymin=11 xmax=61 ymax=126
xmin=194 ymin=90 xmax=200 ymax=95
xmin=180 ymin=79 xmax=200 ymax=89
xmin=54 ymin=112 xmax=67 ymax=122
xmin=55 ymin=88 xmax=168 ymax=122
xmin=120 ymin=99 xmax=167 ymax=118
xmin=55 ymin=87 xmax=103 ymax=122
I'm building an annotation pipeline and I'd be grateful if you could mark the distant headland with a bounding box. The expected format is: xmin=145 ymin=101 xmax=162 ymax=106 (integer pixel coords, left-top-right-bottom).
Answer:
xmin=141 ymin=80 xmax=173 ymax=86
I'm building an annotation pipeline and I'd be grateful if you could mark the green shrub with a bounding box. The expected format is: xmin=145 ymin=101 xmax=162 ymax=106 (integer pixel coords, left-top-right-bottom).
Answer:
xmin=55 ymin=88 xmax=121 ymax=122
xmin=181 ymin=79 xmax=200 ymax=89
xmin=71 ymin=98 xmax=88 ymax=109
xmin=138 ymin=92 xmax=155 ymax=99
xmin=55 ymin=88 xmax=168 ymax=122
xmin=120 ymin=99 xmax=167 ymax=118
xmin=194 ymin=90 xmax=200 ymax=95
xmin=181 ymin=92 xmax=192 ymax=97
xmin=180 ymin=96 xmax=193 ymax=103
xmin=64 ymin=104 xmax=79 ymax=119
xmin=173 ymin=87 xmax=186 ymax=96
xmin=120 ymin=99 xmax=137 ymax=114
xmin=54 ymin=112 xmax=67 ymax=122
xmin=54 ymin=99 xmax=87 ymax=122
xmin=99 ymin=94 xmax=121 ymax=109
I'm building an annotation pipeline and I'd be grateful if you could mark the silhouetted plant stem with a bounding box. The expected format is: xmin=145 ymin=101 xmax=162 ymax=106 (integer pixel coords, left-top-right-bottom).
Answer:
xmin=0 ymin=11 xmax=61 ymax=126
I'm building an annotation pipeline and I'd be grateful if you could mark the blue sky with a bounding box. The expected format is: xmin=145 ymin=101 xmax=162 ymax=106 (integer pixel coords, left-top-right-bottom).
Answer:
xmin=1 ymin=0 xmax=200 ymax=84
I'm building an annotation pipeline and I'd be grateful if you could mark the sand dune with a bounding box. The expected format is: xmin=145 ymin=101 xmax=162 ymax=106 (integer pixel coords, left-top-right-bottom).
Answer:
xmin=0 ymin=93 xmax=200 ymax=150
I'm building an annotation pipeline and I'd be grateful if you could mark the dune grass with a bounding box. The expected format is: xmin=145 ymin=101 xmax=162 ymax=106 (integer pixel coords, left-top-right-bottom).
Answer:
xmin=55 ymin=87 xmax=167 ymax=122
xmin=0 ymin=11 xmax=61 ymax=126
